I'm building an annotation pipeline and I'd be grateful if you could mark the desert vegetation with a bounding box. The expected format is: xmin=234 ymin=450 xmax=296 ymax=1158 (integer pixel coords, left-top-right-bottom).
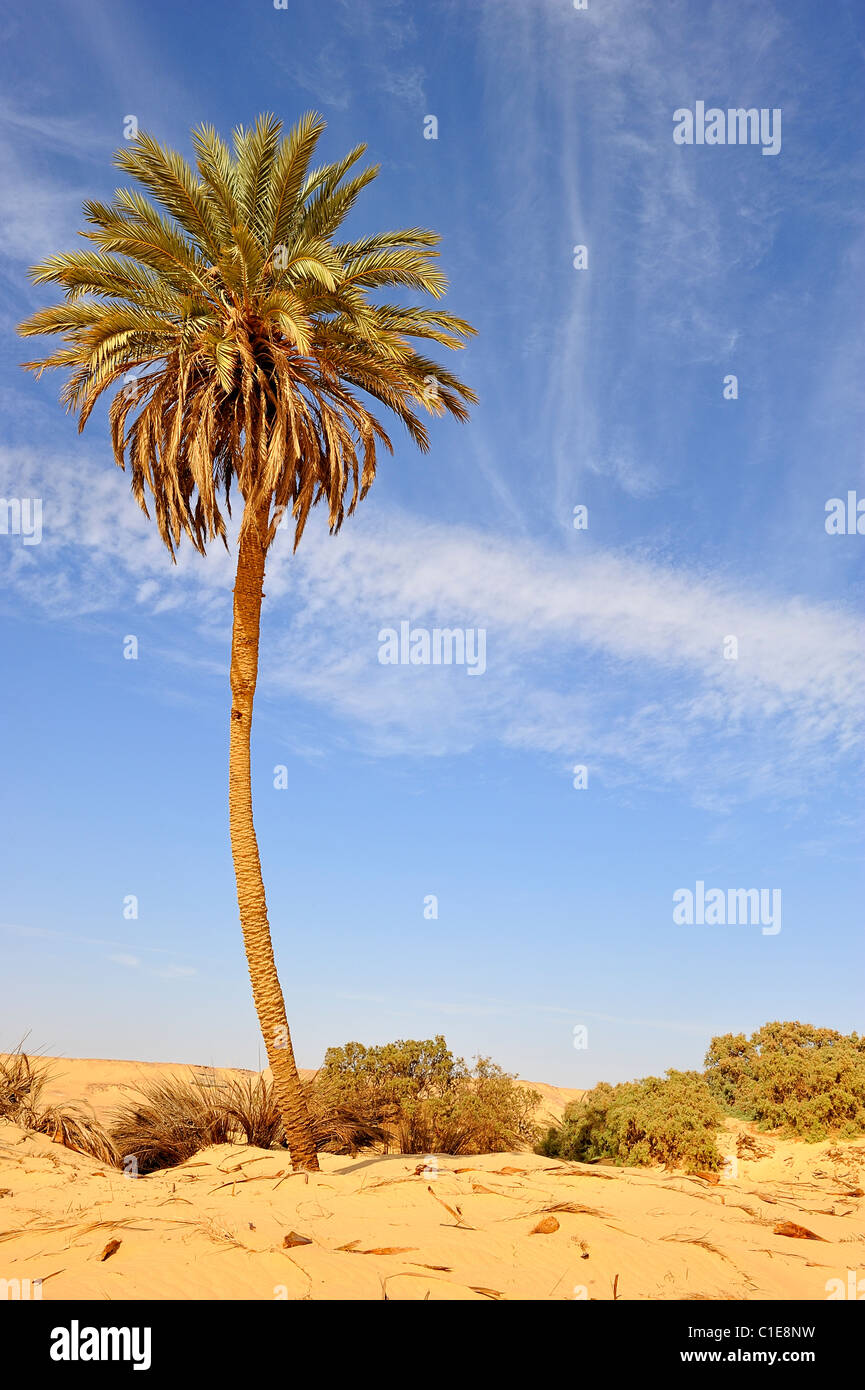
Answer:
xmin=0 ymin=1043 xmax=115 ymax=1164
xmin=318 ymin=1035 xmax=540 ymax=1155
xmin=704 ymin=1021 xmax=865 ymax=1140
xmin=8 ymin=1022 xmax=863 ymax=1180
xmin=537 ymin=1070 xmax=723 ymax=1171
xmin=537 ymin=1021 xmax=865 ymax=1170
xmin=1 ymin=1035 xmax=537 ymax=1174
xmin=108 ymin=1037 xmax=538 ymax=1172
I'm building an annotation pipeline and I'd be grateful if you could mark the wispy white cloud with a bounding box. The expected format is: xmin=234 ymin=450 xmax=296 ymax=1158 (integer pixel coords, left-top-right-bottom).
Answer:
xmin=1 ymin=922 xmax=198 ymax=976
xmin=1 ymin=446 xmax=861 ymax=806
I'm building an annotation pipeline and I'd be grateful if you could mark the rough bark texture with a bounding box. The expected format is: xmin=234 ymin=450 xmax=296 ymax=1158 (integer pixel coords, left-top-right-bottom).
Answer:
xmin=229 ymin=504 xmax=320 ymax=1171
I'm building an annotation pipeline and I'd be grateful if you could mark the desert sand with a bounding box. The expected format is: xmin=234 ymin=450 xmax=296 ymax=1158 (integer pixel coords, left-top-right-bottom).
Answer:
xmin=1 ymin=1057 xmax=862 ymax=1301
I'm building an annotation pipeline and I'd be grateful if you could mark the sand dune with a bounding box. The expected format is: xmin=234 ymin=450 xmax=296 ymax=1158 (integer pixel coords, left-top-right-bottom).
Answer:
xmin=1 ymin=1057 xmax=861 ymax=1301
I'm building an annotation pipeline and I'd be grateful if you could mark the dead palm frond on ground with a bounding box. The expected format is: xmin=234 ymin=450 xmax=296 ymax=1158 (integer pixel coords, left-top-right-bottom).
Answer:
xmin=18 ymin=112 xmax=476 ymax=1169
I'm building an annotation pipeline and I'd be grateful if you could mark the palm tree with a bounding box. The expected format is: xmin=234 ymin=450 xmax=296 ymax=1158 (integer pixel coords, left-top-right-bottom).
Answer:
xmin=18 ymin=112 xmax=476 ymax=1170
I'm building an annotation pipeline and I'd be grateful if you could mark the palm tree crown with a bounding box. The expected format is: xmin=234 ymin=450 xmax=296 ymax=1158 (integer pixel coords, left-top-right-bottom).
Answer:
xmin=18 ymin=111 xmax=476 ymax=553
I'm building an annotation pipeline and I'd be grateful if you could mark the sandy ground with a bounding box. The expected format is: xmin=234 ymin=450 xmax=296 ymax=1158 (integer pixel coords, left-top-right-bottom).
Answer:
xmin=1 ymin=1058 xmax=862 ymax=1301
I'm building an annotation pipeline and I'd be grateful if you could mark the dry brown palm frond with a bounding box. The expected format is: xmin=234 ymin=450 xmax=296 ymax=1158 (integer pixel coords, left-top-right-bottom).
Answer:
xmin=37 ymin=1106 xmax=118 ymax=1165
xmin=660 ymin=1232 xmax=734 ymax=1263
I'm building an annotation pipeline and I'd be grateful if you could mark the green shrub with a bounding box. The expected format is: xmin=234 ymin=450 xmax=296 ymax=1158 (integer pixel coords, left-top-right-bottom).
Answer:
xmin=319 ymin=1035 xmax=540 ymax=1154
xmin=705 ymin=1022 xmax=865 ymax=1141
xmin=536 ymin=1070 xmax=723 ymax=1172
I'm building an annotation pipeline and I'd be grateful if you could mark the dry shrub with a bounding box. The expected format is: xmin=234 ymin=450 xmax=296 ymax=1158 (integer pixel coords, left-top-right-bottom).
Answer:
xmin=0 ymin=1042 xmax=116 ymax=1164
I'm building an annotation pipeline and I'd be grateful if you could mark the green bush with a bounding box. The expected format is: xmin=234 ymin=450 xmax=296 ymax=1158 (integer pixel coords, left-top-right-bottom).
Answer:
xmin=536 ymin=1070 xmax=723 ymax=1171
xmin=319 ymin=1035 xmax=540 ymax=1154
xmin=705 ymin=1022 xmax=865 ymax=1141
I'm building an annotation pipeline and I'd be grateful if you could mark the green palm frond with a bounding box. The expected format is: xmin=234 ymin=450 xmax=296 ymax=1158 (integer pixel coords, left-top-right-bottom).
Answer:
xmin=18 ymin=111 xmax=477 ymax=558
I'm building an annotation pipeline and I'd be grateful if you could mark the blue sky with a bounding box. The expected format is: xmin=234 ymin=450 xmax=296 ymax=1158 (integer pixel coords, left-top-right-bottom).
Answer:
xmin=0 ymin=0 xmax=862 ymax=1087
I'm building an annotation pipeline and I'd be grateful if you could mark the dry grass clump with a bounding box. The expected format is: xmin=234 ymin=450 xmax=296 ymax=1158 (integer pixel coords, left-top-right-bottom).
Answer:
xmin=109 ymin=1072 xmax=233 ymax=1174
xmin=109 ymin=1069 xmax=388 ymax=1173
xmin=221 ymin=1074 xmax=285 ymax=1149
xmin=0 ymin=1043 xmax=116 ymax=1164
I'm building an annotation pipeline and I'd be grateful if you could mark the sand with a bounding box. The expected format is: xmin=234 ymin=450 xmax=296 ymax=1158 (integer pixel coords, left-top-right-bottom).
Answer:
xmin=1 ymin=1057 xmax=862 ymax=1301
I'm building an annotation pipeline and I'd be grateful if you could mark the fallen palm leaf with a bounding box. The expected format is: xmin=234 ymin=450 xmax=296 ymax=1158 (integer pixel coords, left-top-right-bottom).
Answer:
xmin=531 ymin=1201 xmax=610 ymax=1219
xmin=427 ymin=1184 xmax=473 ymax=1228
xmin=283 ymin=1231 xmax=313 ymax=1248
xmin=661 ymin=1233 xmax=733 ymax=1263
xmin=773 ymin=1221 xmax=826 ymax=1241
xmin=273 ymin=1172 xmax=308 ymax=1190
xmin=351 ymin=1246 xmax=417 ymax=1256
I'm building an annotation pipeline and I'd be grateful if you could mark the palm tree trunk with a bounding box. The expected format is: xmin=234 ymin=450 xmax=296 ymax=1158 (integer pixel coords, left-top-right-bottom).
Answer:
xmin=229 ymin=502 xmax=320 ymax=1171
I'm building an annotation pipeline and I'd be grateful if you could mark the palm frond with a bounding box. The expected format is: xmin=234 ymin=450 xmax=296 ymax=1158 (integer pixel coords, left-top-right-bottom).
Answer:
xmin=18 ymin=111 xmax=476 ymax=557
